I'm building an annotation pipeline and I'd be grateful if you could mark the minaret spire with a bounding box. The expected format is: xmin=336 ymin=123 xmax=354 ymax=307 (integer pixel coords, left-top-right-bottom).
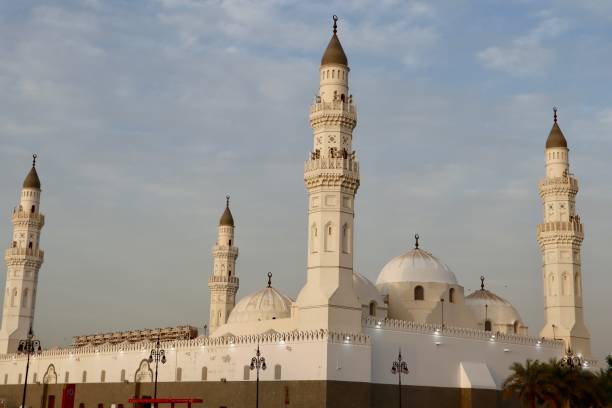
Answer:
xmin=295 ymin=18 xmax=361 ymax=332
xmin=537 ymin=112 xmax=591 ymax=357
xmin=208 ymin=197 xmax=239 ymax=333
xmin=0 ymin=158 xmax=45 ymax=353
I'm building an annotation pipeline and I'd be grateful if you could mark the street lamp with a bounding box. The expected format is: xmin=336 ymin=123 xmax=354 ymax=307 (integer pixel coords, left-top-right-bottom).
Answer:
xmin=391 ymin=349 xmax=409 ymax=408
xmin=148 ymin=335 xmax=166 ymax=399
xmin=560 ymin=347 xmax=584 ymax=370
xmin=17 ymin=326 xmax=42 ymax=408
xmin=249 ymin=343 xmax=267 ymax=408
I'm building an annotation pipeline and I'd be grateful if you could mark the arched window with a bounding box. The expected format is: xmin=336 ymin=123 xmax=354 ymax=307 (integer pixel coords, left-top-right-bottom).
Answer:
xmin=201 ymin=366 xmax=208 ymax=381
xmin=274 ymin=364 xmax=282 ymax=380
xmin=22 ymin=289 xmax=29 ymax=308
xmin=341 ymin=223 xmax=351 ymax=253
xmin=324 ymin=222 xmax=334 ymax=252
xmin=28 ymin=241 xmax=33 ymax=249
xmin=485 ymin=320 xmax=492 ymax=332
xmin=561 ymin=272 xmax=568 ymax=295
xmin=31 ymin=205 xmax=35 ymax=213
xmin=513 ymin=321 xmax=519 ymax=334
xmin=340 ymin=94 xmax=345 ymax=102
xmin=310 ymin=223 xmax=318 ymax=253
xmin=101 ymin=370 xmax=106 ymax=383
xmin=243 ymin=366 xmax=250 ymax=380
xmin=449 ymin=288 xmax=455 ymax=303
xmin=369 ymin=301 xmax=376 ymax=316
xmin=11 ymin=288 xmax=17 ymax=307
xmin=549 ymin=274 xmax=555 ymax=296
xmin=414 ymin=286 xmax=424 ymax=301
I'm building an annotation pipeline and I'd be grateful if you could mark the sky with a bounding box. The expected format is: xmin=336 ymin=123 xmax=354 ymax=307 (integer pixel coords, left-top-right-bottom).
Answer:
xmin=0 ymin=0 xmax=611 ymax=363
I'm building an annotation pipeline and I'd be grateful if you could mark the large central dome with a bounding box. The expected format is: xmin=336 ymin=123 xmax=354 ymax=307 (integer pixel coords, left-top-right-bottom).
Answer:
xmin=376 ymin=247 xmax=458 ymax=287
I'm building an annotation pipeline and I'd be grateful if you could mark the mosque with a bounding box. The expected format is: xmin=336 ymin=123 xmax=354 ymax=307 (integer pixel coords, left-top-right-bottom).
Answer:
xmin=0 ymin=16 xmax=593 ymax=408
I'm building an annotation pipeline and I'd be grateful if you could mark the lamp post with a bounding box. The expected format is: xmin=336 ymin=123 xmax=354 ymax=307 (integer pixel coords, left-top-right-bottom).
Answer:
xmin=440 ymin=298 xmax=445 ymax=330
xmin=560 ymin=347 xmax=584 ymax=370
xmin=17 ymin=326 xmax=42 ymax=408
xmin=249 ymin=343 xmax=267 ymax=408
xmin=148 ymin=335 xmax=166 ymax=399
xmin=391 ymin=349 xmax=409 ymax=408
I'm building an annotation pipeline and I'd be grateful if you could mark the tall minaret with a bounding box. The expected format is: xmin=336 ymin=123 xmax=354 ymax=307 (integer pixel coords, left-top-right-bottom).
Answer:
xmin=0 ymin=155 xmax=45 ymax=354
xmin=295 ymin=16 xmax=362 ymax=332
xmin=208 ymin=196 xmax=239 ymax=333
xmin=537 ymin=109 xmax=591 ymax=357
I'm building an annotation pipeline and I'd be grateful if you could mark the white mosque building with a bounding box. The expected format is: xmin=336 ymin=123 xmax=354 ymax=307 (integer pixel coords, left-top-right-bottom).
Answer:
xmin=0 ymin=17 xmax=593 ymax=408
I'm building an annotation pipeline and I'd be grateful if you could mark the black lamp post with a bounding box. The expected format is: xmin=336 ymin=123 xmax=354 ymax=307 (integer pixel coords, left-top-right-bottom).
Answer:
xmin=249 ymin=343 xmax=267 ymax=408
xmin=560 ymin=347 xmax=584 ymax=370
xmin=391 ymin=349 xmax=409 ymax=408
xmin=17 ymin=326 xmax=42 ymax=408
xmin=148 ymin=335 xmax=166 ymax=399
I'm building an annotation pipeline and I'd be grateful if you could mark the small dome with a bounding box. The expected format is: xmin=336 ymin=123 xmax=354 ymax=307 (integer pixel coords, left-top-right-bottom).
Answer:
xmin=22 ymin=166 xmax=41 ymax=189
xmin=227 ymin=286 xmax=292 ymax=324
xmin=219 ymin=196 xmax=234 ymax=226
xmin=376 ymin=246 xmax=458 ymax=288
xmin=321 ymin=33 xmax=347 ymax=66
xmin=353 ymin=271 xmax=384 ymax=306
xmin=546 ymin=122 xmax=567 ymax=149
xmin=465 ymin=288 xmax=524 ymax=326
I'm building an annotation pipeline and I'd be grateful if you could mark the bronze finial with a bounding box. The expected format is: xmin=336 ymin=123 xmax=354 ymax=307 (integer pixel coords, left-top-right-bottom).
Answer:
xmin=480 ymin=275 xmax=485 ymax=290
xmin=333 ymin=15 xmax=338 ymax=34
xmin=553 ymin=106 xmax=558 ymax=123
xmin=226 ymin=195 xmax=230 ymax=207
xmin=267 ymin=272 xmax=272 ymax=288
xmin=414 ymin=234 xmax=420 ymax=249
xmin=32 ymin=154 xmax=37 ymax=167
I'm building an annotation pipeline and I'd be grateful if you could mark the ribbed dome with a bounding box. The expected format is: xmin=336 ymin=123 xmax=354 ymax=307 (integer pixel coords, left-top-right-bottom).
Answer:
xmin=353 ymin=271 xmax=384 ymax=306
xmin=376 ymin=247 xmax=458 ymax=287
xmin=219 ymin=206 xmax=234 ymax=227
xmin=546 ymin=122 xmax=567 ymax=149
xmin=465 ymin=288 xmax=523 ymax=326
xmin=22 ymin=167 xmax=41 ymax=189
xmin=227 ymin=286 xmax=292 ymax=324
xmin=321 ymin=33 xmax=348 ymax=66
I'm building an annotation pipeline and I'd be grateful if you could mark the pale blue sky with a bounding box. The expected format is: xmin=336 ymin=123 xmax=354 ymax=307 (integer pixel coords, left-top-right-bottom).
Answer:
xmin=0 ymin=0 xmax=611 ymax=362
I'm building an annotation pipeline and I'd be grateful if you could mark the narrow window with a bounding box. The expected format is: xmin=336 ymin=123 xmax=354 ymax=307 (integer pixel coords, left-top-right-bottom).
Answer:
xmin=485 ymin=320 xmax=492 ymax=332
xmin=82 ymin=370 xmax=87 ymax=383
xmin=28 ymin=241 xmax=33 ymax=249
xmin=22 ymin=289 xmax=29 ymax=308
xmin=33 ymin=372 xmax=37 ymax=383
xmin=414 ymin=286 xmax=424 ymax=301
xmin=310 ymin=223 xmax=318 ymax=253
xmin=228 ymin=239 xmax=232 ymax=246
xmin=274 ymin=364 xmax=282 ymax=380
xmin=120 ymin=369 xmax=126 ymax=382
xmin=243 ymin=366 xmax=250 ymax=380
xmin=65 ymin=371 xmax=69 ymax=383
xmin=11 ymin=288 xmax=17 ymax=307
xmin=31 ymin=205 xmax=36 ymax=213
xmin=369 ymin=301 xmax=376 ymax=316
xmin=101 ymin=370 xmax=106 ymax=383
xmin=12 ymin=241 xmax=16 ymax=248
xmin=176 ymin=367 xmax=182 ymax=382
xmin=449 ymin=288 xmax=455 ymax=303
xmin=3 ymin=374 xmax=6 ymax=384
xmin=513 ymin=321 xmax=519 ymax=334
xmin=201 ymin=366 xmax=208 ymax=381
xmin=340 ymin=94 xmax=345 ymax=102
xmin=228 ymin=270 xmax=232 ymax=277
xmin=18 ymin=373 xmax=22 ymax=384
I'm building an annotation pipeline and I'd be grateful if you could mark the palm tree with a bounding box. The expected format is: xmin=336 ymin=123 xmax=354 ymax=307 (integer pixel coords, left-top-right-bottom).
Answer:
xmin=503 ymin=359 xmax=560 ymax=407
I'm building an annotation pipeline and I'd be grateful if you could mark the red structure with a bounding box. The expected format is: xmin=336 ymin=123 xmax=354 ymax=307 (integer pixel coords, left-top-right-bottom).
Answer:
xmin=128 ymin=398 xmax=203 ymax=408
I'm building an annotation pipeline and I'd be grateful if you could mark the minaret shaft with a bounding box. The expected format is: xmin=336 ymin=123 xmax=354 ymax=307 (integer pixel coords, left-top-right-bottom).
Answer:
xmin=208 ymin=202 xmax=239 ymax=333
xmin=0 ymin=163 xmax=44 ymax=354
xmin=295 ymin=21 xmax=362 ymax=332
xmin=537 ymin=121 xmax=591 ymax=357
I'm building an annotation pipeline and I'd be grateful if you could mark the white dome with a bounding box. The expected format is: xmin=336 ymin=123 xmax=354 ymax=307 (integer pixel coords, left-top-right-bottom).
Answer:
xmin=376 ymin=247 xmax=458 ymax=287
xmin=227 ymin=286 xmax=292 ymax=324
xmin=465 ymin=288 xmax=523 ymax=326
xmin=353 ymin=272 xmax=384 ymax=306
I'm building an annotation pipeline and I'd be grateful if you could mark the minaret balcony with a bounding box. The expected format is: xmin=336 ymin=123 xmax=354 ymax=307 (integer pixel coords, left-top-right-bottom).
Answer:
xmin=304 ymin=157 xmax=359 ymax=177
xmin=309 ymin=101 xmax=357 ymax=126
xmin=11 ymin=211 xmax=45 ymax=225
xmin=208 ymin=275 xmax=239 ymax=288
xmin=537 ymin=221 xmax=584 ymax=237
xmin=4 ymin=247 xmax=44 ymax=260
xmin=539 ymin=176 xmax=578 ymax=192
xmin=310 ymin=101 xmax=356 ymax=115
